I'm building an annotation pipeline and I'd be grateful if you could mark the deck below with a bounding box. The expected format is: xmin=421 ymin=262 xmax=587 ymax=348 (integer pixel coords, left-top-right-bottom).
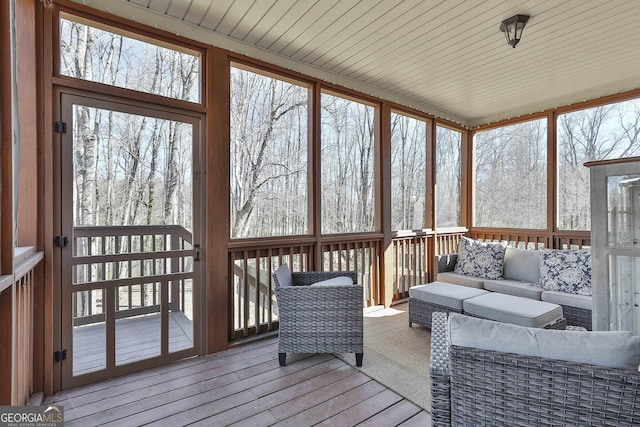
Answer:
xmin=72 ymin=311 xmax=193 ymax=376
xmin=46 ymin=337 xmax=431 ymax=426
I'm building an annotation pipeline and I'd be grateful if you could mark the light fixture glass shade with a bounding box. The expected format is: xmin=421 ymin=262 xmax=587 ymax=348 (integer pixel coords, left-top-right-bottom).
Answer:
xmin=500 ymin=14 xmax=530 ymax=48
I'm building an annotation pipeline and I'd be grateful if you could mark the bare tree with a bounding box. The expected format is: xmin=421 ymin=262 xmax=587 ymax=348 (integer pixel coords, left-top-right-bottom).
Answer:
xmin=475 ymin=119 xmax=547 ymax=228
xmin=558 ymin=101 xmax=640 ymax=230
xmin=436 ymin=126 xmax=462 ymax=228
xmin=321 ymin=94 xmax=375 ymax=234
xmin=391 ymin=113 xmax=427 ymax=230
xmin=230 ymin=67 xmax=308 ymax=238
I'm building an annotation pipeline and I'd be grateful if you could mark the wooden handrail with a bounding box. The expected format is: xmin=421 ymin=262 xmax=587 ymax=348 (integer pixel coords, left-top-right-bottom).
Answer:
xmin=0 ymin=248 xmax=44 ymax=294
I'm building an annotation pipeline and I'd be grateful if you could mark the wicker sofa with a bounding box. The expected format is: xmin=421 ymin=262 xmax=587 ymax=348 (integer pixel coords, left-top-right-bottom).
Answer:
xmin=436 ymin=245 xmax=592 ymax=329
xmin=430 ymin=312 xmax=640 ymax=427
xmin=272 ymin=265 xmax=363 ymax=367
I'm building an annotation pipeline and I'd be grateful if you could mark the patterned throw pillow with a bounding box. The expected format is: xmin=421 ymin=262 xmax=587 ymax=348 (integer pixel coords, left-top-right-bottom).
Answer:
xmin=453 ymin=237 xmax=507 ymax=280
xmin=538 ymin=249 xmax=592 ymax=296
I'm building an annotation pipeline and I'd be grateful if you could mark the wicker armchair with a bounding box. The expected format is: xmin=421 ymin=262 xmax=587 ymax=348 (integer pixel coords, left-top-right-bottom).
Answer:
xmin=273 ymin=265 xmax=363 ymax=367
xmin=430 ymin=312 xmax=640 ymax=427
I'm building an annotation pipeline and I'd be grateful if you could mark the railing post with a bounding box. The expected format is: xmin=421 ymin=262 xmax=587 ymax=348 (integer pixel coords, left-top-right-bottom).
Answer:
xmin=382 ymin=239 xmax=395 ymax=308
xmin=170 ymin=229 xmax=180 ymax=312
xmin=428 ymin=233 xmax=436 ymax=283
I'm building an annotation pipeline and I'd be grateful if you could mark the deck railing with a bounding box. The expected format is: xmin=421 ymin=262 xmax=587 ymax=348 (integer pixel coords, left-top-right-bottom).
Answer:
xmin=227 ymin=230 xmax=477 ymax=340
xmin=391 ymin=232 xmax=431 ymax=300
xmin=228 ymin=235 xmax=382 ymax=340
xmin=390 ymin=229 xmax=468 ymax=299
xmin=229 ymin=242 xmax=313 ymax=339
xmin=0 ymin=247 xmax=44 ymax=405
xmin=468 ymin=229 xmax=590 ymax=249
xmin=74 ymin=226 xmax=591 ymax=343
xmin=72 ymin=225 xmax=193 ymax=326
xmin=228 ymin=231 xmax=477 ymax=340
xmin=321 ymin=236 xmax=381 ymax=307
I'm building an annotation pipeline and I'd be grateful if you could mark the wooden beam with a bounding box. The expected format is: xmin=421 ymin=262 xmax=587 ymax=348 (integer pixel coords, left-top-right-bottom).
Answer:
xmin=0 ymin=0 xmax=13 ymax=407
xmin=16 ymin=0 xmax=38 ymax=247
xmin=380 ymin=103 xmax=392 ymax=307
xmin=0 ymin=0 xmax=13 ymax=274
xmin=205 ymin=47 xmax=230 ymax=354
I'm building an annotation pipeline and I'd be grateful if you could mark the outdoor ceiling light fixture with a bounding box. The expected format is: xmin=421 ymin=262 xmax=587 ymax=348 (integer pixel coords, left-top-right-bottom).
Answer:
xmin=500 ymin=14 xmax=530 ymax=48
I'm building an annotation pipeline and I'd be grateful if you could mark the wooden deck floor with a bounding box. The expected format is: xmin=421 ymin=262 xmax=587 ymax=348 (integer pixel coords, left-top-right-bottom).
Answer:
xmin=46 ymin=338 xmax=431 ymax=426
xmin=73 ymin=311 xmax=193 ymax=376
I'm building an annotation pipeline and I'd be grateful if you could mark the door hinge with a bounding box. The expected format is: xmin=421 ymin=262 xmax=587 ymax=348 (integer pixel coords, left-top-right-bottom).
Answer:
xmin=54 ymin=349 xmax=67 ymax=362
xmin=54 ymin=236 xmax=68 ymax=247
xmin=54 ymin=121 xmax=67 ymax=134
xmin=194 ymin=244 xmax=201 ymax=262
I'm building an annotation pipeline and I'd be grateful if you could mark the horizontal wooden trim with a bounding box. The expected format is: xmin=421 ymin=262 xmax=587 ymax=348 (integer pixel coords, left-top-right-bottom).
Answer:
xmin=228 ymin=233 xmax=386 ymax=250
xmin=74 ymin=224 xmax=192 ymax=241
xmin=434 ymin=227 xmax=469 ymax=234
xmin=553 ymin=88 xmax=640 ymax=116
xmin=72 ymin=249 xmax=193 ymax=265
xmin=319 ymin=233 xmax=384 ymax=243
xmin=73 ymin=304 xmax=162 ymax=326
xmin=392 ymin=229 xmax=436 ymax=238
xmin=72 ymin=271 xmax=193 ymax=291
xmin=0 ymin=250 xmax=43 ymax=293
xmin=229 ymin=246 xmax=313 ymax=261
xmin=228 ymin=235 xmax=316 ymax=250
xmin=584 ymin=156 xmax=640 ymax=168
xmin=474 ymin=89 xmax=640 ymax=131
xmin=470 ymin=227 xmax=590 ymax=238
xmin=14 ymin=246 xmax=37 ymax=264
xmin=15 ymin=251 xmax=44 ymax=281
xmin=231 ymin=321 xmax=279 ymax=340
xmin=51 ymin=76 xmax=206 ymax=114
xmin=472 ymin=113 xmax=549 ymax=132
xmin=0 ymin=275 xmax=11 ymax=294
xmin=550 ymin=230 xmax=592 ymax=237
xmin=470 ymin=227 xmax=550 ymax=235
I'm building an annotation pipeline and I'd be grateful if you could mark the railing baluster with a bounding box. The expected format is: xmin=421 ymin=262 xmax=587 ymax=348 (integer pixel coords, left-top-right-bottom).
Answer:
xmin=88 ymin=236 xmax=93 ymax=317
xmin=267 ymin=248 xmax=273 ymax=330
xmin=255 ymin=251 xmax=261 ymax=335
xmin=242 ymin=251 xmax=249 ymax=337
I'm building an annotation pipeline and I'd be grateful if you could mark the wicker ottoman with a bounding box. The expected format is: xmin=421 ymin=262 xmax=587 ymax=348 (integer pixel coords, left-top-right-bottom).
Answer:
xmin=463 ymin=292 xmax=567 ymax=329
xmin=409 ymin=282 xmax=490 ymax=328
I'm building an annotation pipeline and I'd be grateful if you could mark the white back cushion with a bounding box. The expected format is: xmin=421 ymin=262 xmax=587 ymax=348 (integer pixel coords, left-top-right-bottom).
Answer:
xmin=448 ymin=313 xmax=640 ymax=371
xmin=502 ymin=247 xmax=540 ymax=284
xmin=310 ymin=276 xmax=353 ymax=287
xmin=273 ymin=263 xmax=293 ymax=287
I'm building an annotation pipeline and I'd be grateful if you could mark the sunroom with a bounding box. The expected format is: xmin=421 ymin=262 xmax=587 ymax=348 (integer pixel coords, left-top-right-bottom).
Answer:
xmin=3 ymin=0 xmax=640 ymax=424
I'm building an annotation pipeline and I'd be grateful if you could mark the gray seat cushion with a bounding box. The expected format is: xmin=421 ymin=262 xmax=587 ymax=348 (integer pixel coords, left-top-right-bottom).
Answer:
xmin=541 ymin=290 xmax=592 ymax=310
xmin=448 ymin=313 xmax=640 ymax=371
xmin=436 ymin=272 xmax=484 ymax=289
xmin=502 ymin=247 xmax=541 ymax=283
xmin=483 ymin=279 xmax=543 ymax=300
xmin=462 ymin=292 xmax=563 ymax=328
xmin=409 ymin=282 xmax=489 ymax=310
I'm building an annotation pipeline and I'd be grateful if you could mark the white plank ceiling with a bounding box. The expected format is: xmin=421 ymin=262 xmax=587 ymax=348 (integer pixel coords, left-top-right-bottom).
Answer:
xmin=74 ymin=0 xmax=640 ymax=127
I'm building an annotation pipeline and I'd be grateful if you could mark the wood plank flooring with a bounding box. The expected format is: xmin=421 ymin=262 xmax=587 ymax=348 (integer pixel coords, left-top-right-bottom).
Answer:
xmin=73 ymin=311 xmax=193 ymax=376
xmin=46 ymin=338 xmax=431 ymax=426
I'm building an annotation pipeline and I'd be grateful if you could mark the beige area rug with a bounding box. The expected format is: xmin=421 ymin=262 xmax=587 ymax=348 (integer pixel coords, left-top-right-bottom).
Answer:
xmin=337 ymin=302 xmax=432 ymax=411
